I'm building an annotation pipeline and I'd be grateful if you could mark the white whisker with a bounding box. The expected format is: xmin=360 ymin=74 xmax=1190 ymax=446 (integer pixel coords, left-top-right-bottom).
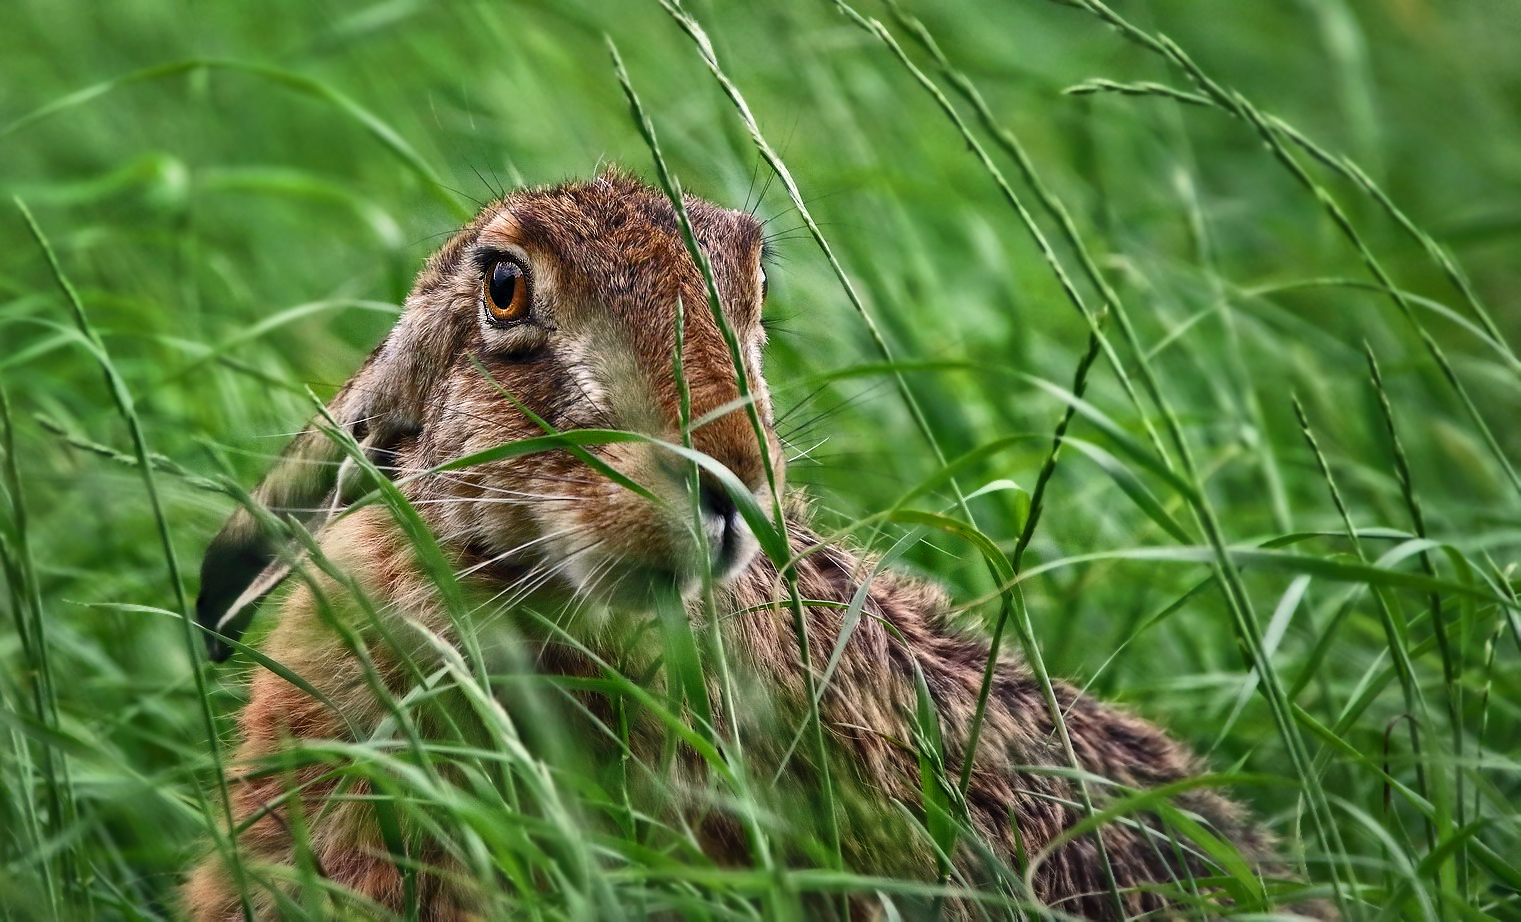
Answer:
xmin=457 ymin=525 xmax=587 ymax=578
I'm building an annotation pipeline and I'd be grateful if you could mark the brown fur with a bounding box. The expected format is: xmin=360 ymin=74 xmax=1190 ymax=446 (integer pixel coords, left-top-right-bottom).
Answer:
xmin=185 ymin=171 xmax=1329 ymax=920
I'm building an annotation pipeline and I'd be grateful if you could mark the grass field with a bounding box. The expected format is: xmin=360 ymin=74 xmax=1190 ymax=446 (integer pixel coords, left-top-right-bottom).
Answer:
xmin=3 ymin=0 xmax=1520 ymax=918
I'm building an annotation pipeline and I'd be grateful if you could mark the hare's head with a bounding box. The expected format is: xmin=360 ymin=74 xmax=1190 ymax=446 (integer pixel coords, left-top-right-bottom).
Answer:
xmin=198 ymin=170 xmax=781 ymax=659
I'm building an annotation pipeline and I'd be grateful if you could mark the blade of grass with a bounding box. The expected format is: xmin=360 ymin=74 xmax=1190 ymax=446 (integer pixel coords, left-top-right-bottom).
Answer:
xmin=18 ymin=197 xmax=255 ymax=922
xmin=0 ymin=384 xmax=65 ymax=918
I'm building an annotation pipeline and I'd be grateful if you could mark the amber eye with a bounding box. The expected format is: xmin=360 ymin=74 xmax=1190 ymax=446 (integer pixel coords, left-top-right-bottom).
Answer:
xmin=483 ymin=260 xmax=529 ymax=324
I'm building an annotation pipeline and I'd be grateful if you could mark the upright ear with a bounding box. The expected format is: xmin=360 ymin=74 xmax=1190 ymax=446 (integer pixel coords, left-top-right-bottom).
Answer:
xmin=195 ymin=349 xmax=420 ymax=662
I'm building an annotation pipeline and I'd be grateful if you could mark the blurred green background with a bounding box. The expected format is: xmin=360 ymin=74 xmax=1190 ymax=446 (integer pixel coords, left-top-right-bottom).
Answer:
xmin=2 ymin=0 xmax=1520 ymax=918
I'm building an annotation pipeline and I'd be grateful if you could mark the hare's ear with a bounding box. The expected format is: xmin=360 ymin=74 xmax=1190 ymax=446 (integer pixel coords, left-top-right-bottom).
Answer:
xmin=196 ymin=358 xmax=420 ymax=661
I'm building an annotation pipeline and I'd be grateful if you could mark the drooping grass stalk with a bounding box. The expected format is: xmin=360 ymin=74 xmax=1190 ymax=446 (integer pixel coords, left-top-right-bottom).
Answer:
xmin=1052 ymin=0 xmax=1521 ymax=504
xmin=1236 ymin=277 xmax=1515 ymax=371
xmin=35 ymin=415 xmax=225 ymax=493
xmin=17 ymin=197 xmax=254 ymax=922
xmin=1067 ymin=77 xmax=1512 ymax=359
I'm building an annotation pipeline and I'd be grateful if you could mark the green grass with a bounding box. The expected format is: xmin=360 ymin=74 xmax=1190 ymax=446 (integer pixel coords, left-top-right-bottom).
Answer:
xmin=3 ymin=0 xmax=1521 ymax=918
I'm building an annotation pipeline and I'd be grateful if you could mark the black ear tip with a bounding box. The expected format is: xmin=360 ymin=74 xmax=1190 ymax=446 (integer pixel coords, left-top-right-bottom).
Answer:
xmin=196 ymin=535 xmax=273 ymax=663
xmin=195 ymin=588 xmax=237 ymax=662
xmin=204 ymin=634 xmax=234 ymax=663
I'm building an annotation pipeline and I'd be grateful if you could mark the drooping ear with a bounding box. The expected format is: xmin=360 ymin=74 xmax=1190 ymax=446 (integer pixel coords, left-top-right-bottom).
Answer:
xmin=195 ymin=348 xmax=420 ymax=661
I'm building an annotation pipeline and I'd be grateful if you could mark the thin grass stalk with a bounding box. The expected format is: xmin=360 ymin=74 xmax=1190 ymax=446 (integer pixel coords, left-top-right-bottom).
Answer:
xmin=1474 ymin=559 xmax=1509 ymax=831
xmin=1364 ymin=344 xmax=1468 ymax=895
xmin=307 ymin=393 xmax=489 ymax=692
xmin=1292 ymin=397 xmax=1448 ymax=907
xmin=607 ymin=44 xmax=782 ymax=522
xmin=0 ymin=385 xmax=65 ymax=919
xmin=0 ymin=701 xmax=48 ymax=916
xmin=669 ymin=289 xmax=729 ymax=744
xmin=416 ymin=630 xmax=611 ymax=912
xmin=35 ymin=415 xmax=224 ymax=492
xmin=1236 ymin=277 xmax=1513 ymax=369
xmin=16 ymin=198 xmax=256 ymax=922
xmin=1159 ymin=111 xmax=1296 ymax=536
xmin=653 ymin=0 xmax=954 ymax=481
xmin=957 ymin=332 xmax=1118 ymax=875
xmin=1067 ymin=73 xmax=1510 ymax=363
xmin=607 ymin=38 xmax=809 ymax=913
xmin=670 ymin=290 xmax=768 ymax=900
xmin=1066 ymin=73 xmax=1514 ymax=359
xmin=277 ymin=529 xmax=447 ymax=785
xmin=882 ymin=2 xmax=1173 ymax=471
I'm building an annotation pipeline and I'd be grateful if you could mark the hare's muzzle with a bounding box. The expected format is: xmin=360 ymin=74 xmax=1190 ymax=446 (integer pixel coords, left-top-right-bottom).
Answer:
xmin=540 ymin=425 xmax=777 ymax=612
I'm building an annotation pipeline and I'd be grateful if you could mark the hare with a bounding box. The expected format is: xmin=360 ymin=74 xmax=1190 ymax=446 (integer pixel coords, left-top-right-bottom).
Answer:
xmin=184 ymin=170 xmax=1328 ymax=920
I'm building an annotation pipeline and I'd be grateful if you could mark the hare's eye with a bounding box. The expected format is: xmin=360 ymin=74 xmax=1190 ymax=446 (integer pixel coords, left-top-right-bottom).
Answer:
xmin=483 ymin=261 xmax=530 ymax=324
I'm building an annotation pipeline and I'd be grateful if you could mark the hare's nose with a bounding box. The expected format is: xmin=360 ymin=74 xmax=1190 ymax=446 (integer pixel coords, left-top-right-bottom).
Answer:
xmin=698 ymin=475 xmax=748 ymax=572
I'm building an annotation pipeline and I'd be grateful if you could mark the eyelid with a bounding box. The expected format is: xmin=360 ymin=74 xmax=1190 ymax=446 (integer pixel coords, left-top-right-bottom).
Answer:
xmin=468 ymin=242 xmax=531 ymax=276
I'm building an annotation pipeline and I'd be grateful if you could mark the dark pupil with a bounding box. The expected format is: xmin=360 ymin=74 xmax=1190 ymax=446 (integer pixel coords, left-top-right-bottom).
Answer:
xmin=490 ymin=262 xmax=520 ymax=309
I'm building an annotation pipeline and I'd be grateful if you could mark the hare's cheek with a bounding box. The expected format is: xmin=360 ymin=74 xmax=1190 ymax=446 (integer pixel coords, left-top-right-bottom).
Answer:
xmin=539 ymin=464 xmax=692 ymax=603
xmin=587 ymin=489 xmax=684 ymax=569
